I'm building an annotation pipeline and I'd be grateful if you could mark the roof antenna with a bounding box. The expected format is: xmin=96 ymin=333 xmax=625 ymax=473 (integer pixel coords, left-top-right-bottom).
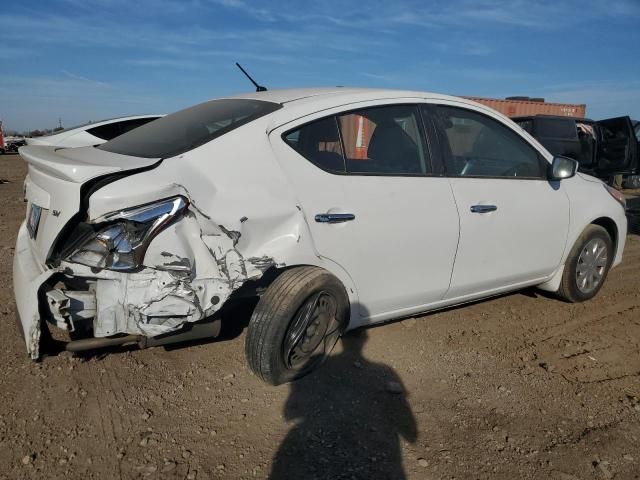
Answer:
xmin=235 ymin=62 xmax=267 ymax=92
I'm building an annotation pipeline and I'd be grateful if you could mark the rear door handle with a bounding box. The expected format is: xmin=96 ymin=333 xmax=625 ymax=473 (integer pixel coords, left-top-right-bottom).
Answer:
xmin=315 ymin=213 xmax=356 ymax=223
xmin=470 ymin=204 xmax=497 ymax=214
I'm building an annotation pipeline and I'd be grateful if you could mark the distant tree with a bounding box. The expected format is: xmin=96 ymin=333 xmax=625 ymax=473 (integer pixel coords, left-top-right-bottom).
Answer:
xmin=30 ymin=130 xmax=44 ymax=137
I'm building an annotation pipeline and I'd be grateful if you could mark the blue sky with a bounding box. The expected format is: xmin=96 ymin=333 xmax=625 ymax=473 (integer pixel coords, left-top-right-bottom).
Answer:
xmin=1 ymin=0 xmax=639 ymax=131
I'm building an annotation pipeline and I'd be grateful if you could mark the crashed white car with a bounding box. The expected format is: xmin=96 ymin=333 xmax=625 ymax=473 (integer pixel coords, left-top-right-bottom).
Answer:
xmin=25 ymin=115 xmax=163 ymax=148
xmin=14 ymin=88 xmax=627 ymax=385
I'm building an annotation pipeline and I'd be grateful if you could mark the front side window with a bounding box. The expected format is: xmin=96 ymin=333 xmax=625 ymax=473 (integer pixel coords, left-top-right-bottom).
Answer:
xmin=99 ymin=99 xmax=281 ymax=158
xmin=434 ymin=106 xmax=545 ymax=179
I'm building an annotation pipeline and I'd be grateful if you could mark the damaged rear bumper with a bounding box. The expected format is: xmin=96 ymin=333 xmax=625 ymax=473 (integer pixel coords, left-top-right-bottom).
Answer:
xmin=13 ymin=210 xmax=276 ymax=359
xmin=13 ymin=222 xmax=52 ymax=358
xmin=48 ymin=266 xmax=213 ymax=338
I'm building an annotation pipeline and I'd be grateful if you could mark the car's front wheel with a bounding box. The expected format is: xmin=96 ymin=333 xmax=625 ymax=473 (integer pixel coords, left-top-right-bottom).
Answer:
xmin=557 ymin=225 xmax=613 ymax=303
xmin=245 ymin=266 xmax=349 ymax=385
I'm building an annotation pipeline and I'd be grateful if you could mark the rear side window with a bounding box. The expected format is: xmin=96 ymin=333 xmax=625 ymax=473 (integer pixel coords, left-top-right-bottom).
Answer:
xmin=99 ymin=100 xmax=281 ymax=158
xmin=435 ymin=106 xmax=545 ymax=178
xmin=338 ymin=105 xmax=430 ymax=174
xmin=283 ymin=105 xmax=431 ymax=175
xmin=284 ymin=117 xmax=345 ymax=173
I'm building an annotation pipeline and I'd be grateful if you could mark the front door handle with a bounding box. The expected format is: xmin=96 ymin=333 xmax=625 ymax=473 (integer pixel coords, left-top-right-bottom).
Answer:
xmin=470 ymin=204 xmax=497 ymax=214
xmin=315 ymin=213 xmax=356 ymax=223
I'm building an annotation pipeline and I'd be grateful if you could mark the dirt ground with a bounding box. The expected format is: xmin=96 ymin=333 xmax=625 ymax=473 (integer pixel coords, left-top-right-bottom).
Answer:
xmin=1 ymin=154 xmax=639 ymax=480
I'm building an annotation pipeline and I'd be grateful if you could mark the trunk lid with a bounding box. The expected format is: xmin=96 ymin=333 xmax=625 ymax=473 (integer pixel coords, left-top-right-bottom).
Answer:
xmin=19 ymin=145 xmax=160 ymax=264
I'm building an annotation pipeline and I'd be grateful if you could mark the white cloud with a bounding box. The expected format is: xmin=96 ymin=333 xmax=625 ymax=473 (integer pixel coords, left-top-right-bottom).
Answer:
xmin=543 ymin=81 xmax=640 ymax=119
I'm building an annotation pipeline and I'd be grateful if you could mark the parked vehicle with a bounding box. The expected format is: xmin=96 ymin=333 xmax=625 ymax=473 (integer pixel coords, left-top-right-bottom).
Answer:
xmin=623 ymin=120 xmax=640 ymax=189
xmin=0 ymin=121 xmax=5 ymax=154
xmin=2 ymin=137 xmax=27 ymax=154
xmin=25 ymin=115 xmax=163 ymax=148
xmin=513 ymin=115 xmax=639 ymax=185
xmin=14 ymin=88 xmax=627 ymax=385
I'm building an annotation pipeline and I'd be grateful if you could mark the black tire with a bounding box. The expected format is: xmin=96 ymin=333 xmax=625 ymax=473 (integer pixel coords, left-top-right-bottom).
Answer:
xmin=245 ymin=266 xmax=349 ymax=385
xmin=557 ymin=225 xmax=613 ymax=303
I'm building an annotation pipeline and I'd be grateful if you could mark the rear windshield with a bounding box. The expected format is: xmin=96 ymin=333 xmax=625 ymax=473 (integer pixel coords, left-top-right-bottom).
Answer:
xmin=99 ymin=99 xmax=281 ymax=158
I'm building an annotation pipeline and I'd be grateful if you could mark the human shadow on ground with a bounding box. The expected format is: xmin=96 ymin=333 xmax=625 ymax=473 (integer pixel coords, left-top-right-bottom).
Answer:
xmin=270 ymin=329 xmax=417 ymax=480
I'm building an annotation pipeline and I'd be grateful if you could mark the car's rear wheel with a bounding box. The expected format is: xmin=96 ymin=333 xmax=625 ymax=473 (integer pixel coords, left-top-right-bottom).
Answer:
xmin=557 ymin=225 xmax=613 ymax=303
xmin=245 ymin=266 xmax=349 ymax=385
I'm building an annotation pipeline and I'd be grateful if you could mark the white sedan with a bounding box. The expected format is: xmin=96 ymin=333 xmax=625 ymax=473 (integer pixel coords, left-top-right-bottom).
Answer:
xmin=25 ymin=115 xmax=163 ymax=148
xmin=14 ymin=88 xmax=627 ymax=385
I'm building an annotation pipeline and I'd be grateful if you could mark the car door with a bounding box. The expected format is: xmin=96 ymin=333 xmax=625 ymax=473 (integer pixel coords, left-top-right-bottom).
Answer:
xmin=425 ymin=104 xmax=570 ymax=300
xmin=270 ymin=103 xmax=460 ymax=322
xmin=595 ymin=116 xmax=639 ymax=175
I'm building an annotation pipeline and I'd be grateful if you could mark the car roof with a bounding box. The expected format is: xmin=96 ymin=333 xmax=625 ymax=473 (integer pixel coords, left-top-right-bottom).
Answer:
xmin=227 ymin=87 xmax=462 ymax=106
xmin=225 ymin=87 xmax=506 ymax=130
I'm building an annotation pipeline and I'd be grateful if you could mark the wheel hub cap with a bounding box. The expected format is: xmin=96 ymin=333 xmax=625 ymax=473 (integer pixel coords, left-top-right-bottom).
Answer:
xmin=284 ymin=291 xmax=339 ymax=370
xmin=575 ymin=238 xmax=608 ymax=294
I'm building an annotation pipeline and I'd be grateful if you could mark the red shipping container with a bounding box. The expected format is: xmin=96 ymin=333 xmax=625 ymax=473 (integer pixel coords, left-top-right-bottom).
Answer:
xmin=463 ymin=97 xmax=586 ymax=118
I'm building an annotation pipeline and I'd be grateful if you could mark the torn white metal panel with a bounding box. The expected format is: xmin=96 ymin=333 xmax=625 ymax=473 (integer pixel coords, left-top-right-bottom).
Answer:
xmin=45 ymin=290 xmax=71 ymax=328
xmin=53 ymin=204 xmax=282 ymax=338
xmin=93 ymin=269 xmax=201 ymax=337
xmin=46 ymin=289 xmax=96 ymax=330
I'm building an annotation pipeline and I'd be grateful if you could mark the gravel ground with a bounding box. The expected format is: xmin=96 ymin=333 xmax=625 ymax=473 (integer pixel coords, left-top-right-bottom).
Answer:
xmin=1 ymin=154 xmax=639 ymax=480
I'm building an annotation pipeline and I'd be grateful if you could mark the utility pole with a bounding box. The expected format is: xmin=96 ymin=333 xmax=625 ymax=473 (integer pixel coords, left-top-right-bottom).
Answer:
xmin=58 ymin=117 xmax=63 ymax=129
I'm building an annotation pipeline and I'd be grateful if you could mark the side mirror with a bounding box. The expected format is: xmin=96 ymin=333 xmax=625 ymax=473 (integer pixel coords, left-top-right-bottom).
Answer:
xmin=550 ymin=156 xmax=578 ymax=181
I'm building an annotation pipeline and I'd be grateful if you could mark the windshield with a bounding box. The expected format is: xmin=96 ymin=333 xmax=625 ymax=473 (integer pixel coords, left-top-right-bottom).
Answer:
xmin=99 ymin=99 xmax=281 ymax=158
